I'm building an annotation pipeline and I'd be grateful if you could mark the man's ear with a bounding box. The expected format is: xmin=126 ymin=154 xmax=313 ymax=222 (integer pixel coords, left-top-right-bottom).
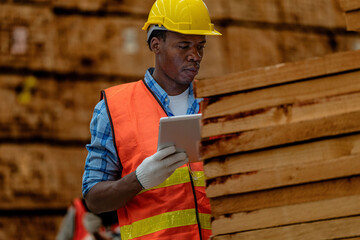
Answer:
xmin=150 ymin=37 xmax=161 ymax=53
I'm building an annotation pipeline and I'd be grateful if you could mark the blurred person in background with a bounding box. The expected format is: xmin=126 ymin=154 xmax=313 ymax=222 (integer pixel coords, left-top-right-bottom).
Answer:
xmin=56 ymin=198 xmax=120 ymax=240
xmin=82 ymin=0 xmax=221 ymax=239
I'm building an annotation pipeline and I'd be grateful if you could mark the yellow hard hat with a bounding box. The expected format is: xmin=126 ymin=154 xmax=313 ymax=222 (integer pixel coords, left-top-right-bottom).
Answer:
xmin=143 ymin=0 xmax=221 ymax=38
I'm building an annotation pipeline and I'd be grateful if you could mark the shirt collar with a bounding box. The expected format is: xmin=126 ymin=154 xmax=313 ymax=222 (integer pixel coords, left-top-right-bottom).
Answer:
xmin=144 ymin=68 xmax=202 ymax=116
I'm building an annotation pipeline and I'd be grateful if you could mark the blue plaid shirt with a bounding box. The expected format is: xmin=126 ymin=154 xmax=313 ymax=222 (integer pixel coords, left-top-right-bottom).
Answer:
xmin=82 ymin=68 xmax=202 ymax=197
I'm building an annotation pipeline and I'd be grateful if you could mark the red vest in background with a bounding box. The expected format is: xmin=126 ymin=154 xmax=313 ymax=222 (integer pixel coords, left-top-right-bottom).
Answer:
xmin=102 ymin=80 xmax=212 ymax=240
xmin=72 ymin=198 xmax=90 ymax=240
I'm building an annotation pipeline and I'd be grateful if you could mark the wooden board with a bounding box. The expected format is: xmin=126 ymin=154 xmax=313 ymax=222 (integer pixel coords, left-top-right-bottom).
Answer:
xmin=53 ymin=0 xmax=230 ymax=21
xmin=344 ymin=10 xmax=360 ymax=31
xmin=221 ymin=26 xmax=283 ymax=74
xmin=339 ymin=0 xmax=360 ymax=11
xmin=54 ymin=15 xmax=225 ymax=79
xmin=0 ymin=74 xmax=124 ymax=141
xmin=0 ymin=4 xmax=55 ymax=71
xmin=201 ymin=70 xmax=360 ymax=120
xmin=279 ymin=29 xmax=336 ymax=63
xmin=281 ymin=0 xmax=345 ymax=28
xmin=203 ymin=92 xmax=360 ymax=139
xmin=201 ymin=110 xmax=360 ymax=160
xmin=203 ymin=0 xmax=230 ymax=21
xmin=209 ymin=176 xmax=360 ymax=217
xmin=0 ymin=0 xmax=51 ymax=3
xmin=54 ymin=15 xmax=154 ymax=78
xmin=52 ymin=0 xmax=154 ymax=15
xmin=205 ymin=133 xmax=360 ymax=179
xmin=196 ymin=26 xmax=228 ymax=80
xmin=0 ymin=144 xmax=86 ymax=209
xmin=201 ymin=70 xmax=360 ymax=138
xmin=228 ymin=0 xmax=281 ymax=24
xmin=194 ymin=49 xmax=360 ymax=98
xmin=206 ymin=152 xmax=360 ymax=198
xmin=213 ymin=215 xmax=360 ymax=240
xmin=212 ymin=194 xmax=360 ymax=235
xmin=227 ymin=0 xmax=345 ymax=28
xmin=199 ymin=26 xmax=360 ymax=87
xmin=0 ymin=4 xmax=228 ymax=78
xmin=0 ymin=214 xmax=64 ymax=240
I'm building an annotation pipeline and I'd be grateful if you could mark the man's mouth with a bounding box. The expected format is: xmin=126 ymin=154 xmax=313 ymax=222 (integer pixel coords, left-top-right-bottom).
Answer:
xmin=184 ymin=68 xmax=199 ymax=78
xmin=184 ymin=64 xmax=200 ymax=74
xmin=186 ymin=68 xmax=199 ymax=73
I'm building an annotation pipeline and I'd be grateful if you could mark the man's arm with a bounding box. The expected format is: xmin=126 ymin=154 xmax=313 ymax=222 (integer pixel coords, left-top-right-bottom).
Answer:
xmin=83 ymin=101 xmax=188 ymax=214
xmin=82 ymin=100 xmax=129 ymax=213
xmin=85 ymin=172 xmax=142 ymax=213
xmin=85 ymin=145 xmax=188 ymax=213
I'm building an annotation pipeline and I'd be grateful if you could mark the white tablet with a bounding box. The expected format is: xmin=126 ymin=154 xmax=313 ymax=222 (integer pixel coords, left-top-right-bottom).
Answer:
xmin=157 ymin=114 xmax=202 ymax=163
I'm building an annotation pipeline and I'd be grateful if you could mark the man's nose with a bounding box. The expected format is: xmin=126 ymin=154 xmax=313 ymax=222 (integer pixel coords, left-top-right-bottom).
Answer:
xmin=187 ymin=47 xmax=202 ymax=62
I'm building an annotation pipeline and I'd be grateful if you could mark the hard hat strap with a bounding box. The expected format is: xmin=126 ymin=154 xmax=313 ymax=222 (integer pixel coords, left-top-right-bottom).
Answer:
xmin=147 ymin=25 xmax=168 ymax=42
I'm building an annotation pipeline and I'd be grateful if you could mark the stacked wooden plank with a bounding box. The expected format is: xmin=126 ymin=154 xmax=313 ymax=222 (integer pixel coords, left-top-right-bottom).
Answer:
xmin=0 ymin=2 xmax=225 ymax=80
xmin=339 ymin=0 xmax=360 ymax=31
xmin=195 ymin=49 xmax=360 ymax=239
xmin=0 ymin=74 xmax=127 ymax=239
xmin=218 ymin=0 xmax=360 ymax=73
xmin=1 ymin=0 xmax=360 ymax=239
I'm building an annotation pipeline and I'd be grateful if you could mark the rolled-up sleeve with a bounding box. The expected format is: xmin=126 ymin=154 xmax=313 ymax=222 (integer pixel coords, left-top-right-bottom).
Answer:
xmin=82 ymin=100 xmax=121 ymax=197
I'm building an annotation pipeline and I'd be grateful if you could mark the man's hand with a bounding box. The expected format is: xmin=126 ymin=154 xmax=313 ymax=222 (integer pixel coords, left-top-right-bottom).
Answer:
xmin=136 ymin=145 xmax=188 ymax=189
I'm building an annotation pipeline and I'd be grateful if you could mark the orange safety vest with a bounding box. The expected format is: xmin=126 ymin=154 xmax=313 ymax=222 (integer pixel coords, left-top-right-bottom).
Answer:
xmin=102 ymin=80 xmax=212 ymax=240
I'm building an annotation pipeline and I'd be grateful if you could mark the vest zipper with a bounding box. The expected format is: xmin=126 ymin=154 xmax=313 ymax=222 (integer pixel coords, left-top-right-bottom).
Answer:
xmin=188 ymin=164 xmax=203 ymax=240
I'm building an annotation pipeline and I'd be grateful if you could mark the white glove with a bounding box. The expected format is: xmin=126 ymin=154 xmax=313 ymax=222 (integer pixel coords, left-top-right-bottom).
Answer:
xmin=83 ymin=212 xmax=102 ymax=234
xmin=136 ymin=145 xmax=188 ymax=189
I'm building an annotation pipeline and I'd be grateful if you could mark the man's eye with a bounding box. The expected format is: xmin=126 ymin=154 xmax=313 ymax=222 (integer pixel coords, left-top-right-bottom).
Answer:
xmin=198 ymin=45 xmax=205 ymax=50
xmin=179 ymin=45 xmax=189 ymax=49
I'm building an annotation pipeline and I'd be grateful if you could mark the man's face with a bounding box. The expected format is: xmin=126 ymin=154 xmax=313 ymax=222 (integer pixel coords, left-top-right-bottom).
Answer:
xmin=154 ymin=31 xmax=206 ymax=94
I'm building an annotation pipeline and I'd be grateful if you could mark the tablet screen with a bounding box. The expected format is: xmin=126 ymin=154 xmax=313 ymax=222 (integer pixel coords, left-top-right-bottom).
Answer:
xmin=157 ymin=114 xmax=202 ymax=162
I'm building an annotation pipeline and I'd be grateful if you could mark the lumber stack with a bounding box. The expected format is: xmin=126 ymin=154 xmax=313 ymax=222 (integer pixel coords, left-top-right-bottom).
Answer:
xmin=1 ymin=0 xmax=360 ymax=239
xmin=195 ymin=49 xmax=360 ymax=239
xmin=339 ymin=0 xmax=360 ymax=31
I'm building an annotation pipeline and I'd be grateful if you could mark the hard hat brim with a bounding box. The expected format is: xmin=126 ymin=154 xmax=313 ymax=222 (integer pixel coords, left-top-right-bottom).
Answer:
xmin=143 ymin=23 xmax=222 ymax=37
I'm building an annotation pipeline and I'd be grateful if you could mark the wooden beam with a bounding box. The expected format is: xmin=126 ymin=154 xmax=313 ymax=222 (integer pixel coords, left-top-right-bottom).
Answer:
xmin=52 ymin=0 xmax=153 ymax=14
xmin=211 ymin=195 xmax=360 ymax=235
xmin=201 ymin=71 xmax=360 ymax=138
xmin=194 ymin=49 xmax=360 ymax=98
xmin=201 ymin=69 xmax=360 ymax=120
xmin=0 ymin=74 xmax=124 ymax=142
xmin=204 ymin=133 xmax=360 ymax=179
xmin=213 ymin=215 xmax=360 ymax=240
xmin=345 ymin=10 xmax=360 ymax=31
xmin=281 ymin=0 xmax=346 ymax=28
xmin=201 ymin=111 xmax=360 ymax=160
xmin=0 ymin=4 xmax=55 ymax=71
xmin=206 ymin=153 xmax=360 ymax=198
xmin=339 ymin=0 xmax=360 ymax=11
xmin=0 ymin=144 xmax=86 ymax=209
xmin=0 ymin=215 xmax=63 ymax=240
xmin=54 ymin=15 xmax=153 ymax=77
xmin=203 ymin=92 xmax=360 ymax=138
xmin=209 ymin=176 xmax=360 ymax=217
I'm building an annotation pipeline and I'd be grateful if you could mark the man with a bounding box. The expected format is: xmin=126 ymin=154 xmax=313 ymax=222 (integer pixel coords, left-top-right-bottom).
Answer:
xmin=56 ymin=198 xmax=120 ymax=240
xmin=82 ymin=0 xmax=221 ymax=239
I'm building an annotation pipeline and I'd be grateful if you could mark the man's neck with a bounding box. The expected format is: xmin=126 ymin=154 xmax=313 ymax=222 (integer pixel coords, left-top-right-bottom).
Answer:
xmin=152 ymin=68 xmax=190 ymax=96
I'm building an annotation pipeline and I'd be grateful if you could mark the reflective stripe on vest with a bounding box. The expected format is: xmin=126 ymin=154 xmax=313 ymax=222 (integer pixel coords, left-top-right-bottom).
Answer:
xmin=139 ymin=167 xmax=205 ymax=194
xmin=120 ymin=210 xmax=211 ymax=240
